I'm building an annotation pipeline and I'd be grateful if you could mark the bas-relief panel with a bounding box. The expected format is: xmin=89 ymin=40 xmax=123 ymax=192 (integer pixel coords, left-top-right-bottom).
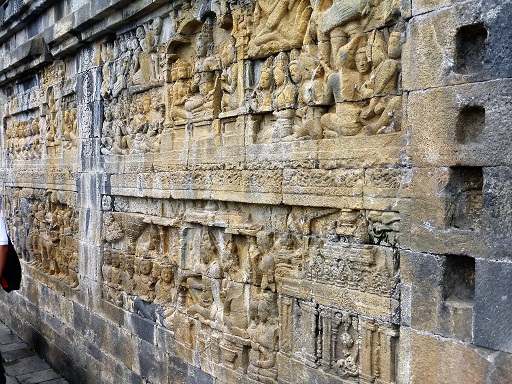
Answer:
xmin=96 ymin=0 xmax=405 ymax=160
xmin=3 ymin=187 xmax=80 ymax=290
xmin=3 ymin=59 xmax=79 ymax=168
xmin=99 ymin=196 xmax=399 ymax=383
xmin=0 ymin=0 xmax=407 ymax=383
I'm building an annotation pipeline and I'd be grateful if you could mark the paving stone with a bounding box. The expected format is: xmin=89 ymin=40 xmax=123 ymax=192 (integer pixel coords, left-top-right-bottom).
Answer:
xmin=3 ymin=356 xmax=51 ymax=377
xmin=17 ymin=369 xmax=62 ymax=384
xmin=0 ymin=319 xmax=69 ymax=384
xmin=1 ymin=348 xmax=36 ymax=363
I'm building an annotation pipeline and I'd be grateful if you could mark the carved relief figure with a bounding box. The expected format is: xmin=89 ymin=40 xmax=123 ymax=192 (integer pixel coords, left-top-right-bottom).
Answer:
xmin=108 ymin=252 xmax=124 ymax=306
xmin=333 ymin=312 xmax=359 ymax=377
xmin=222 ymin=279 xmax=249 ymax=338
xmin=248 ymin=0 xmax=312 ymax=58
xmin=361 ymin=29 xmax=403 ymax=134
xmin=305 ymin=0 xmax=370 ymax=72
xmin=131 ymin=17 xmax=163 ymax=87
xmin=272 ymin=52 xmax=297 ymax=141
xmin=252 ymin=57 xmax=273 ymax=113
xmin=101 ymin=42 xmax=114 ymax=99
xmin=155 ymin=264 xmax=175 ymax=305
xmin=185 ymin=230 xmax=221 ymax=326
xmin=134 ymin=258 xmax=156 ymax=302
xmin=112 ymin=35 xmax=131 ymax=98
xmin=321 ymin=34 xmax=369 ymax=137
xmin=184 ymin=20 xmax=221 ymax=120
xmin=220 ymin=37 xmax=239 ymax=114
xmin=62 ymin=109 xmax=77 ymax=149
xmin=167 ymin=59 xmax=192 ymax=124
xmin=101 ymin=106 xmax=114 ymax=154
xmin=247 ymin=296 xmax=279 ymax=384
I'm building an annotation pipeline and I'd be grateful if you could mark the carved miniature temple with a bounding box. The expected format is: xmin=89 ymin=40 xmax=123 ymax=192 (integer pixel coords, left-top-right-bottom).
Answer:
xmin=0 ymin=0 xmax=511 ymax=383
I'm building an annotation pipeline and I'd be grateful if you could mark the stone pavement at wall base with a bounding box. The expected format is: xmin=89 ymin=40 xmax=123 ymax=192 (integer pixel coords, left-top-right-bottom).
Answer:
xmin=0 ymin=322 xmax=68 ymax=384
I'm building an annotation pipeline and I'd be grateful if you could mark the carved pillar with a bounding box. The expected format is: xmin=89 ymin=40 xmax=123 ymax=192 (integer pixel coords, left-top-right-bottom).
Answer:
xmin=279 ymin=294 xmax=293 ymax=354
xmin=361 ymin=321 xmax=377 ymax=381
xmin=76 ymin=45 xmax=104 ymax=292
xmin=299 ymin=300 xmax=318 ymax=367
xmin=361 ymin=320 xmax=399 ymax=384
xmin=319 ymin=306 xmax=332 ymax=369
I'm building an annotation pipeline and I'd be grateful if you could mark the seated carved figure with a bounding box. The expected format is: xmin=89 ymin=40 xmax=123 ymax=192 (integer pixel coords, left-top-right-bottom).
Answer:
xmin=222 ymin=279 xmax=249 ymax=338
xmin=248 ymin=299 xmax=279 ymax=384
xmin=360 ymin=30 xmax=403 ymax=134
xmin=184 ymin=21 xmax=220 ymax=120
xmin=134 ymin=258 xmax=156 ymax=302
xmin=220 ymin=37 xmax=239 ymax=113
xmin=185 ymin=247 xmax=219 ymax=326
xmin=252 ymin=57 xmax=273 ymax=113
xmin=289 ymin=52 xmax=325 ymax=140
xmin=321 ymin=35 xmax=371 ymax=137
xmin=107 ymin=252 xmax=124 ymax=307
xmin=155 ymin=265 xmax=174 ymax=305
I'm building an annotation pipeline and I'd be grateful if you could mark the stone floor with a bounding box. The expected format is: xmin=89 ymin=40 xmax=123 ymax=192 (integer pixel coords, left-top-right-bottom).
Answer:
xmin=0 ymin=322 xmax=68 ymax=384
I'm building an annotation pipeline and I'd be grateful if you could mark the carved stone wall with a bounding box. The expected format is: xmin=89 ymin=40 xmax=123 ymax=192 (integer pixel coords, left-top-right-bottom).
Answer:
xmin=0 ymin=0 xmax=511 ymax=383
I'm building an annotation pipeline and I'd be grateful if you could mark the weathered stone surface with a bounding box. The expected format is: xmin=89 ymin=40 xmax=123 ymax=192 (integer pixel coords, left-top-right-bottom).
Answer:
xmin=474 ymin=259 xmax=512 ymax=353
xmin=0 ymin=0 xmax=510 ymax=383
xmin=407 ymin=80 xmax=512 ymax=168
xmin=410 ymin=331 xmax=491 ymax=384
xmin=404 ymin=0 xmax=512 ymax=90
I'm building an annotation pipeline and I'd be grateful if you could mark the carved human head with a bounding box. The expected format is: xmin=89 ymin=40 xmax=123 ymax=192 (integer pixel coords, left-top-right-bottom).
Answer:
xmin=150 ymin=17 xmax=163 ymax=35
xmin=103 ymin=250 xmax=112 ymax=265
xmin=136 ymin=27 xmax=146 ymax=41
xmin=142 ymin=97 xmax=152 ymax=113
xmin=289 ymin=60 xmax=302 ymax=84
xmin=388 ymin=31 xmax=402 ymax=59
xmin=161 ymin=265 xmax=173 ymax=283
xmin=273 ymin=52 xmax=289 ymax=86
xmin=140 ymin=259 xmax=153 ymax=275
xmin=257 ymin=299 xmax=270 ymax=322
xmin=355 ymin=47 xmax=371 ymax=74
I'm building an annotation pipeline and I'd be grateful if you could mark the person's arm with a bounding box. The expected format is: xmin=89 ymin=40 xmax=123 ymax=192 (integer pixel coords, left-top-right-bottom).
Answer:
xmin=0 ymin=217 xmax=9 ymax=277
xmin=0 ymin=244 xmax=7 ymax=277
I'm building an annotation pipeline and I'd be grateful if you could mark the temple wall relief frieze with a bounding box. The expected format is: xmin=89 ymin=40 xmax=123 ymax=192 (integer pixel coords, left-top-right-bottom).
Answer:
xmin=7 ymin=0 xmax=501 ymax=383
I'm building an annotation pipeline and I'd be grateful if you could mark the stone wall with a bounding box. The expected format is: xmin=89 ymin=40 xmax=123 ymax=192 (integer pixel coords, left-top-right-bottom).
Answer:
xmin=0 ymin=0 xmax=510 ymax=383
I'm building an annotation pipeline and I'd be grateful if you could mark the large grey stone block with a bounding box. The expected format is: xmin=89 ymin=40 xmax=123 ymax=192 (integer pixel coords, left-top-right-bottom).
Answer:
xmin=474 ymin=259 xmax=512 ymax=353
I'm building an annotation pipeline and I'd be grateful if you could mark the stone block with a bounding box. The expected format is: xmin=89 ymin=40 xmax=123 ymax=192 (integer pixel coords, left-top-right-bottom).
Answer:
xmin=73 ymin=301 xmax=91 ymax=336
xmin=488 ymin=352 xmax=512 ymax=384
xmin=403 ymin=250 xmax=474 ymax=341
xmin=480 ymin=167 xmax=512 ymax=260
xmin=400 ymin=283 xmax=412 ymax=326
xmin=404 ymin=0 xmax=512 ymax=90
xmin=282 ymin=168 xmax=364 ymax=209
xmin=127 ymin=312 xmax=155 ymax=344
xmin=412 ymin=0 xmax=460 ymax=16
xmin=403 ymin=165 xmax=512 ymax=259
xmin=73 ymin=4 xmax=93 ymax=31
xmin=474 ymin=259 xmax=512 ymax=353
xmin=317 ymin=133 xmax=405 ymax=169
xmin=410 ymin=331 xmax=491 ymax=384
xmin=137 ymin=339 xmax=168 ymax=383
xmin=401 ymin=168 xmax=485 ymax=256
xmin=407 ymin=80 xmax=512 ymax=167
xmin=117 ymin=327 xmax=136 ymax=369
xmin=404 ymin=250 xmax=444 ymax=329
